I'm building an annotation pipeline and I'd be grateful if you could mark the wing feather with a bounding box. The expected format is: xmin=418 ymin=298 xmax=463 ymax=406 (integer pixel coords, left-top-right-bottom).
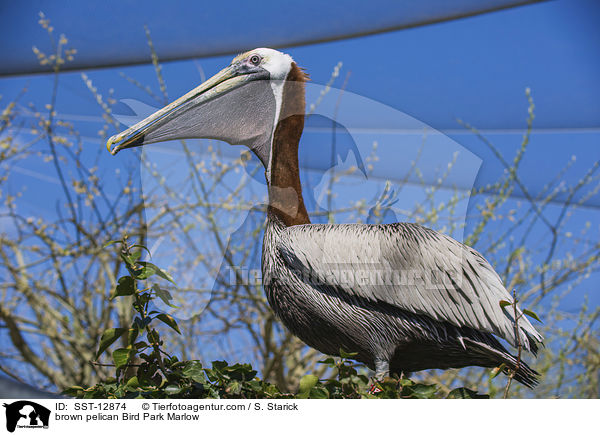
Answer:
xmin=277 ymin=222 xmax=543 ymax=350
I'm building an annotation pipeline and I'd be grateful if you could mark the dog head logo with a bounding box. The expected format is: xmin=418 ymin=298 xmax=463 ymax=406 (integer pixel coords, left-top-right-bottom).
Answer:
xmin=3 ymin=401 xmax=50 ymax=432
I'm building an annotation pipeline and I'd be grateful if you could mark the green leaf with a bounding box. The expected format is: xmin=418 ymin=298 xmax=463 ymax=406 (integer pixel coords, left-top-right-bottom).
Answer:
xmin=147 ymin=329 xmax=160 ymax=345
xmin=309 ymin=385 xmax=329 ymax=399
xmin=120 ymin=252 xmax=136 ymax=267
xmin=84 ymin=386 xmax=108 ymax=399
xmin=131 ymin=244 xmax=152 ymax=258
xmin=410 ymin=383 xmax=438 ymax=399
xmin=134 ymin=316 xmax=151 ymax=329
xmin=317 ymin=357 xmax=336 ymax=367
xmin=447 ymin=387 xmax=489 ymax=399
xmin=96 ymin=328 xmax=128 ymax=359
xmin=297 ymin=374 xmax=319 ymax=398
xmin=134 ymin=341 xmax=149 ymax=350
xmin=62 ymin=386 xmax=84 ymax=396
xmin=126 ymin=376 xmax=140 ymax=388
xmin=133 ymin=266 xmax=155 ymax=280
xmin=136 ymin=262 xmax=176 ymax=284
xmin=126 ymin=328 xmax=139 ymax=346
xmin=111 ymin=276 xmax=135 ymax=299
xmin=226 ymin=381 xmax=242 ymax=395
xmin=523 ymin=309 xmax=542 ymax=323
xmin=156 ymin=313 xmax=181 ymax=334
xmin=164 ymin=384 xmax=182 ymax=395
xmin=339 ymin=348 xmax=358 ymax=359
xmin=499 ymin=300 xmax=512 ymax=309
xmin=130 ymin=251 xmax=141 ymax=263
xmin=490 ymin=363 xmax=507 ymax=379
xmin=102 ymin=240 xmax=122 ymax=249
xmin=247 ymin=379 xmax=263 ymax=392
xmin=397 ymin=378 xmax=414 ymax=387
xmin=112 ymin=347 xmax=134 ymax=369
xmin=182 ymin=361 xmax=206 ymax=383
xmin=212 ymin=360 xmax=229 ymax=372
xmin=153 ymin=284 xmax=179 ymax=308
xmin=225 ymin=363 xmax=257 ymax=381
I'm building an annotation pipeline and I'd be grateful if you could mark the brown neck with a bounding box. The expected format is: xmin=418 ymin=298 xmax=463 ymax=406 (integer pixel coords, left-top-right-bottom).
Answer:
xmin=267 ymin=62 xmax=310 ymax=227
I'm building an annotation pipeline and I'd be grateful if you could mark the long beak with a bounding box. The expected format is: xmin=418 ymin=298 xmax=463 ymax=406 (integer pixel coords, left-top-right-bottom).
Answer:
xmin=106 ymin=65 xmax=251 ymax=155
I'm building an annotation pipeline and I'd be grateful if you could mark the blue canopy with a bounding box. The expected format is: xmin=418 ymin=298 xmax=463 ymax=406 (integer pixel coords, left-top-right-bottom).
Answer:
xmin=1 ymin=0 xmax=546 ymax=75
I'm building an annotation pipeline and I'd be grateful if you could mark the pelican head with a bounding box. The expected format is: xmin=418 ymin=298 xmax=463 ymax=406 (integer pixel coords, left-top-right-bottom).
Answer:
xmin=106 ymin=48 xmax=306 ymax=174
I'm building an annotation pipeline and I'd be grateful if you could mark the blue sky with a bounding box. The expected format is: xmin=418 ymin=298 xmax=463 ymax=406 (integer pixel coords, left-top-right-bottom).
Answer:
xmin=1 ymin=0 xmax=597 ymax=278
xmin=2 ymin=0 xmax=599 ymax=129
xmin=1 ymin=0 xmax=598 ymax=288
xmin=1 ymin=0 xmax=598 ymax=202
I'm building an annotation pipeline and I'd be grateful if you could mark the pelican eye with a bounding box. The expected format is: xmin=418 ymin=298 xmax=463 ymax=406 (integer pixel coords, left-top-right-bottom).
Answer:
xmin=249 ymin=55 xmax=261 ymax=66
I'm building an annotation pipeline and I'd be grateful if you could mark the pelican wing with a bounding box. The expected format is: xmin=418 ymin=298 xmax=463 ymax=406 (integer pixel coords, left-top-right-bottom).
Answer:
xmin=277 ymin=222 xmax=542 ymax=350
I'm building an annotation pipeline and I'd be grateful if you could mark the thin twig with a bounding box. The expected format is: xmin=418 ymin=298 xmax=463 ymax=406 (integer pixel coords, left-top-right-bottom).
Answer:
xmin=503 ymin=289 xmax=523 ymax=399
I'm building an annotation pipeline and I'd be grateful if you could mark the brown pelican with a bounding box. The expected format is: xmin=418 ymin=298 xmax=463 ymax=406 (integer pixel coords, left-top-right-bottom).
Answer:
xmin=107 ymin=48 xmax=543 ymax=387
